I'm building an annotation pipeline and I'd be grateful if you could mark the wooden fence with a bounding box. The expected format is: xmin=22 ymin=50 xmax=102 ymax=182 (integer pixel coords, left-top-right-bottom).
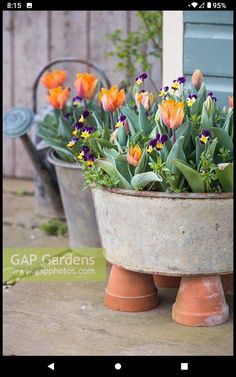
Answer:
xmin=3 ymin=10 xmax=161 ymax=178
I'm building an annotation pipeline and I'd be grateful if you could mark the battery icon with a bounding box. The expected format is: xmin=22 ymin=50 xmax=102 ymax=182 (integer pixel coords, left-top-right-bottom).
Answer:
xmin=207 ymin=2 xmax=212 ymax=7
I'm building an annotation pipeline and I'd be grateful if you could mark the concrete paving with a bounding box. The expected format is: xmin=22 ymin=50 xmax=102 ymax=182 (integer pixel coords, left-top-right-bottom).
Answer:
xmin=3 ymin=178 xmax=233 ymax=356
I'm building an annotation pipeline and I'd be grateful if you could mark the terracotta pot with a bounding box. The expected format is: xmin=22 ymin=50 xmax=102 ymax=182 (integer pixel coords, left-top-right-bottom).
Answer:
xmin=172 ymin=276 xmax=229 ymax=326
xmin=105 ymin=265 xmax=159 ymax=312
xmin=221 ymin=274 xmax=233 ymax=296
xmin=153 ymin=275 xmax=181 ymax=288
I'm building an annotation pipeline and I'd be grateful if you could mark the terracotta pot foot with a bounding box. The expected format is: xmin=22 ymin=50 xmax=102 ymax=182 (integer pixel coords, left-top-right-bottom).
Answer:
xmin=105 ymin=265 xmax=159 ymax=312
xmin=172 ymin=275 xmax=229 ymax=326
xmin=221 ymin=274 xmax=233 ymax=296
xmin=153 ymin=275 xmax=181 ymax=288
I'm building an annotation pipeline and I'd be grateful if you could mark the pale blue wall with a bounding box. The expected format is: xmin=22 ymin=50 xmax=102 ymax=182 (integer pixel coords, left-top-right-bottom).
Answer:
xmin=183 ymin=11 xmax=233 ymax=106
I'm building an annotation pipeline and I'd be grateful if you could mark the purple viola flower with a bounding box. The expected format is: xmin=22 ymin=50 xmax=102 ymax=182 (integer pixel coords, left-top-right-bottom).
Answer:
xmin=78 ymin=110 xmax=90 ymax=123
xmin=77 ymin=145 xmax=91 ymax=161
xmin=67 ymin=137 xmax=79 ymax=148
xmin=159 ymin=86 xmax=169 ymax=97
xmin=115 ymin=114 xmax=127 ymax=128
xmin=178 ymin=76 xmax=186 ymax=84
xmin=199 ymin=129 xmax=211 ymax=144
xmin=147 ymin=133 xmax=168 ymax=153
xmin=207 ymin=92 xmax=217 ymax=101
xmin=80 ymin=126 xmax=95 ymax=139
xmin=81 ymin=145 xmax=90 ymax=154
xmin=171 ymin=79 xmax=179 ymax=90
xmin=84 ymin=153 xmax=94 ymax=162
xmin=135 ymin=72 xmax=148 ymax=85
xmin=84 ymin=153 xmax=95 ymax=167
xmin=72 ymin=122 xmax=84 ymax=136
xmin=72 ymin=96 xmax=83 ymax=106
xmin=186 ymin=94 xmax=198 ymax=107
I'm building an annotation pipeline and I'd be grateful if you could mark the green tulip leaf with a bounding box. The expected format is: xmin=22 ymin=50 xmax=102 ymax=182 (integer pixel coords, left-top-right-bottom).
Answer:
xmin=139 ymin=103 xmax=153 ymax=135
xmin=134 ymin=147 xmax=148 ymax=174
xmin=172 ymin=159 xmax=205 ymax=192
xmin=166 ymin=136 xmax=186 ymax=174
xmin=117 ymin=125 xmax=127 ymax=146
xmin=216 ymin=163 xmax=233 ymax=192
xmin=211 ymin=127 xmax=233 ymax=154
xmin=121 ymin=105 xmax=140 ymax=134
xmin=131 ymin=171 xmax=163 ymax=190
xmin=96 ymin=159 xmax=132 ymax=189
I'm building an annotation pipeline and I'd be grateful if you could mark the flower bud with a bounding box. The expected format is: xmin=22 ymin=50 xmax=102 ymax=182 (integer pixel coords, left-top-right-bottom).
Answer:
xmin=110 ymin=129 xmax=119 ymax=143
xmin=204 ymin=95 xmax=214 ymax=116
xmin=228 ymin=96 xmax=233 ymax=109
xmin=192 ymin=69 xmax=204 ymax=91
xmin=155 ymin=108 xmax=160 ymax=123
xmin=218 ymin=163 xmax=230 ymax=171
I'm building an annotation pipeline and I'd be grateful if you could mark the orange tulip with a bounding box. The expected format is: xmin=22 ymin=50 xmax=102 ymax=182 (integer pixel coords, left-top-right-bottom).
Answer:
xmin=160 ymin=99 xmax=185 ymax=129
xmin=42 ymin=70 xmax=67 ymax=89
xmin=98 ymin=85 xmax=125 ymax=112
xmin=127 ymin=145 xmax=142 ymax=166
xmin=135 ymin=90 xmax=154 ymax=111
xmin=74 ymin=73 xmax=98 ymax=100
xmin=191 ymin=69 xmax=204 ymax=91
xmin=47 ymin=86 xmax=70 ymax=109
xmin=228 ymin=96 xmax=233 ymax=109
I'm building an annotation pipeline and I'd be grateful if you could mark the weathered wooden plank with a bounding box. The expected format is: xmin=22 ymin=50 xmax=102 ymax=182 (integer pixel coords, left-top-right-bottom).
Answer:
xmin=14 ymin=11 xmax=48 ymax=178
xmin=50 ymin=11 xmax=88 ymax=97
xmin=3 ymin=11 xmax=14 ymax=177
xmin=90 ymin=11 xmax=128 ymax=86
xmin=130 ymin=11 xmax=162 ymax=92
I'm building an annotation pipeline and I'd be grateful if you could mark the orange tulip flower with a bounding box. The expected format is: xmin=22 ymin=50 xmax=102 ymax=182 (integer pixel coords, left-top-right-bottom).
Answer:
xmin=47 ymin=86 xmax=70 ymax=109
xmin=127 ymin=145 xmax=142 ymax=166
xmin=228 ymin=96 xmax=233 ymax=109
xmin=74 ymin=73 xmax=98 ymax=100
xmin=42 ymin=70 xmax=67 ymax=89
xmin=135 ymin=90 xmax=154 ymax=111
xmin=98 ymin=85 xmax=125 ymax=112
xmin=160 ymin=99 xmax=185 ymax=129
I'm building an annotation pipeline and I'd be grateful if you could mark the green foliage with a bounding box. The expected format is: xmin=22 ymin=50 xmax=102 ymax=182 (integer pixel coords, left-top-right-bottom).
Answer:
xmin=83 ymin=165 xmax=120 ymax=190
xmin=216 ymin=163 xmax=233 ymax=192
xmin=36 ymin=108 xmax=75 ymax=162
xmin=39 ymin=219 xmax=68 ymax=236
xmin=105 ymin=11 xmax=163 ymax=89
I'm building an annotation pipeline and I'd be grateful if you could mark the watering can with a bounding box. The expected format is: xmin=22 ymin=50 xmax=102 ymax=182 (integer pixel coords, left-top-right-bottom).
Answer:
xmin=3 ymin=57 xmax=111 ymax=218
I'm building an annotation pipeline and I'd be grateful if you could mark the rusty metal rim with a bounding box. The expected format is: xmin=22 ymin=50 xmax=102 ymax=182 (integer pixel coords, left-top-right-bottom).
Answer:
xmin=47 ymin=149 xmax=81 ymax=170
xmin=92 ymin=185 xmax=233 ymax=200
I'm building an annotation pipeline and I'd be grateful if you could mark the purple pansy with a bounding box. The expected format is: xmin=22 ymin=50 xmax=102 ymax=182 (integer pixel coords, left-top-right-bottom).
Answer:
xmin=199 ymin=129 xmax=211 ymax=144
xmin=147 ymin=133 xmax=168 ymax=153
xmin=135 ymin=73 xmax=148 ymax=84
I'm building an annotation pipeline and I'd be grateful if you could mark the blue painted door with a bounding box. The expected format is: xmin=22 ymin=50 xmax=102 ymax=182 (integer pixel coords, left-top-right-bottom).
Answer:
xmin=183 ymin=11 xmax=233 ymax=106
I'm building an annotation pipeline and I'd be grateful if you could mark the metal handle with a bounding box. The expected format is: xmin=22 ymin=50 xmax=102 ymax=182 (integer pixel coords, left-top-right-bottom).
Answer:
xmin=32 ymin=58 xmax=112 ymax=113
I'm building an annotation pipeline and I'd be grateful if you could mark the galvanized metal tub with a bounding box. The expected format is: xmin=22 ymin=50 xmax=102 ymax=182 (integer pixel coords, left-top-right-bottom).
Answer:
xmin=92 ymin=187 xmax=233 ymax=276
xmin=32 ymin=110 xmax=65 ymax=219
xmin=48 ymin=150 xmax=101 ymax=249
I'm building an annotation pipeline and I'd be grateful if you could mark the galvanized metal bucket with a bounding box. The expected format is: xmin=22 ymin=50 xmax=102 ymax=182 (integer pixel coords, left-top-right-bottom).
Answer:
xmin=48 ymin=149 xmax=101 ymax=249
xmin=92 ymin=186 xmax=233 ymax=276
